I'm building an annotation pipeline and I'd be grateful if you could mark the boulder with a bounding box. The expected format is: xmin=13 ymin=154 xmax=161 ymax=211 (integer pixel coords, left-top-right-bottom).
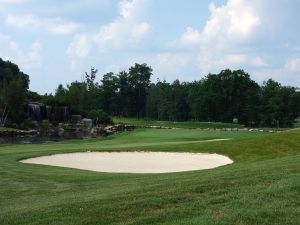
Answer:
xmin=82 ymin=118 xmax=93 ymax=129
xmin=71 ymin=115 xmax=82 ymax=124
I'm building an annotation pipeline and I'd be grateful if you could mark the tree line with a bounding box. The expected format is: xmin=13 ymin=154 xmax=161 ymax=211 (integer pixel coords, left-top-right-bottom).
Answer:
xmin=0 ymin=58 xmax=29 ymax=125
xmin=147 ymin=70 xmax=300 ymax=127
xmin=47 ymin=64 xmax=299 ymax=127
xmin=1 ymin=57 xmax=299 ymax=128
xmin=43 ymin=63 xmax=152 ymax=119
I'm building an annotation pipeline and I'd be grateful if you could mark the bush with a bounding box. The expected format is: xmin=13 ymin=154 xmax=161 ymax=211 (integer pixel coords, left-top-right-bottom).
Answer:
xmin=18 ymin=119 xmax=35 ymax=130
xmin=41 ymin=120 xmax=51 ymax=129
xmin=87 ymin=109 xmax=112 ymax=125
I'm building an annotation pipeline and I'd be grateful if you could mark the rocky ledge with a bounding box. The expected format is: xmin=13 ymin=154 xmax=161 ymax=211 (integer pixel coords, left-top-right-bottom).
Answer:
xmin=0 ymin=130 xmax=38 ymax=137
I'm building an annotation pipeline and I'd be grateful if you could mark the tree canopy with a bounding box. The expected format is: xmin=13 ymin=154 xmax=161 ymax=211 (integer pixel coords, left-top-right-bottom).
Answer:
xmin=1 ymin=57 xmax=299 ymax=128
xmin=0 ymin=58 xmax=30 ymax=125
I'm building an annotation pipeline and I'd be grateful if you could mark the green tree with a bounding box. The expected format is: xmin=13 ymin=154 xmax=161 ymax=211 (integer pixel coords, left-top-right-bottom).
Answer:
xmin=117 ymin=71 xmax=130 ymax=116
xmin=0 ymin=58 xmax=29 ymax=125
xmin=101 ymin=72 xmax=118 ymax=115
xmin=66 ymin=82 xmax=88 ymax=115
xmin=87 ymin=109 xmax=112 ymax=125
xmin=128 ymin=63 xmax=152 ymax=118
xmin=85 ymin=67 xmax=98 ymax=90
xmin=170 ymin=80 xmax=189 ymax=121
xmin=260 ymin=80 xmax=300 ymax=127
xmin=146 ymin=80 xmax=172 ymax=120
xmin=54 ymin=84 xmax=68 ymax=106
xmin=189 ymin=69 xmax=261 ymax=124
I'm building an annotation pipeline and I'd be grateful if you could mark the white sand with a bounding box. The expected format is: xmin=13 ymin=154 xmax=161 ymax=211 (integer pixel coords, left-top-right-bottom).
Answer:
xmin=21 ymin=152 xmax=233 ymax=173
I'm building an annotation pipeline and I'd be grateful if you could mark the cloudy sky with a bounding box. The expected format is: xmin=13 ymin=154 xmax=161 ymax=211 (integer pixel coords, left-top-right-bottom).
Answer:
xmin=1 ymin=0 xmax=300 ymax=93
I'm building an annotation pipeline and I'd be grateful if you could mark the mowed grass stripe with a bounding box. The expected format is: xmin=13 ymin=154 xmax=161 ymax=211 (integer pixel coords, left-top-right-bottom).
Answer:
xmin=0 ymin=128 xmax=299 ymax=225
xmin=113 ymin=117 xmax=244 ymax=129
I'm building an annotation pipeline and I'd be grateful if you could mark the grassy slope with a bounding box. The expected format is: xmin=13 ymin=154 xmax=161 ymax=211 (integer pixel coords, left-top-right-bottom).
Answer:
xmin=113 ymin=117 xmax=244 ymax=128
xmin=0 ymin=129 xmax=299 ymax=225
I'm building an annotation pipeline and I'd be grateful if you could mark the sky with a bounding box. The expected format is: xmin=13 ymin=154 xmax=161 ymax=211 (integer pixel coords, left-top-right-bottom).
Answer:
xmin=0 ymin=0 xmax=300 ymax=94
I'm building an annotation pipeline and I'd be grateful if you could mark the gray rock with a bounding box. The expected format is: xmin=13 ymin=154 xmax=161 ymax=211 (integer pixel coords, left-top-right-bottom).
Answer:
xmin=82 ymin=118 xmax=93 ymax=129
xmin=58 ymin=128 xmax=65 ymax=136
xmin=71 ymin=115 xmax=82 ymax=124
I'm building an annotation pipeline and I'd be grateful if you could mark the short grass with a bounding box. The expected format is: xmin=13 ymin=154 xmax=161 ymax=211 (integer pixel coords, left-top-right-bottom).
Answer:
xmin=113 ymin=117 xmax=244 ymax=129
xmin=0 ymin=128 xmax=299 ymax=225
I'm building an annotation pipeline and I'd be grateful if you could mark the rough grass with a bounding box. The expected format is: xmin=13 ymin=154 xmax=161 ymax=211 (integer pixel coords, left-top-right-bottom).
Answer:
xmin=113 ymin=117 xmax=244 ymax=129
xmin=0 ymin=128 xmax=299 ymax=225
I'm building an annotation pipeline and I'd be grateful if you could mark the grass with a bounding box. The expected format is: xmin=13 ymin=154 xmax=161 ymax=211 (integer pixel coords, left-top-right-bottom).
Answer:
xmin=113 ymin=117 xmax=244 ymax=129
xmin=0 ymin=126 xmax=20 ymax=131
xmin=0 ymin=128 xmax=299 ymax=225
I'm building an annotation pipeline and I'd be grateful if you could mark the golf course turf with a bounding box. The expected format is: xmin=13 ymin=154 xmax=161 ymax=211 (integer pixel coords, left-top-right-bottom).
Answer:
xmin=113 ymin=117 xmax=245 ymax=129
xmin=0 ymin=128 xmax=299 ymax=225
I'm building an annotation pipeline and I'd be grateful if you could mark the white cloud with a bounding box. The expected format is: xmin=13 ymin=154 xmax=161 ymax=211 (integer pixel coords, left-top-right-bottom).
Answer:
xmin=224 ymin=54 xmax=247 ymax=65
xmin=198 ymin=54 xmax=246 ymax=72
xmin=285 ymin=58 xmax=300 ymax=72
xmin=202 ymin=0 xmax=260 ymax=43
xmin=0 ymin=0 xmax=26 ymax=4
xmin=0 ymin=33 xmax=10 ymax=42
xmin=170 ymin=0 xmax=263 ymax=74
xmin=222 ymin=55 xmax=267 ymax=67
xmin=251 ymin=56 xmax=268 ymax=67
xmin=197 ymin=53 xmax=243 ymax=73
xmin=251 ymin=67 xmax=300 ymax=88
xmin=21 ymin=41 xmax=43 ymax=69
xmin=172 ymin=0 xmax=261 ymax=49
xmin=101 ymin=52 xmax=192 ymax=83
xmin=5 ymin=14 xmax=79 ymax=35
xmin=93 ymin=0 xmax=150 ymax=48
xmin=0 ymin=34 xmax=43 ymax=70
xmin=66 ymin=34 xmax=90 ymax=69
xmin=119 ymin=0 xmax=148 ymax=20
xmin=67 ymin=0 xmax=150 ymax=68
xmin=169 ymin=27 xmax=201 ymax=48
xmin=251 ymin=69 xmax=283 ymax=84
xmin=154 ymin=53 xmax=190 ymax=72
xmin=197 ymin=53 xmax=268 ymax=74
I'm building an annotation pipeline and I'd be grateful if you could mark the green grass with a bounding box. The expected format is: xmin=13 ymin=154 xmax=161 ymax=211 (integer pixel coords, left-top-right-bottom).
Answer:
xmin=0 ymin=128 xmax=299 ymax=225
xmin=0 ymin=126 xmax=20 ymax=131
xmin=113 ymin=117 xmax=244 ymax=129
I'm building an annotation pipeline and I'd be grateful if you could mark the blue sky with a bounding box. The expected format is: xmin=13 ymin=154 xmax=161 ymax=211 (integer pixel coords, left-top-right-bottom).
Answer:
xmin=0 ymin=0 xmax=300 ymax=94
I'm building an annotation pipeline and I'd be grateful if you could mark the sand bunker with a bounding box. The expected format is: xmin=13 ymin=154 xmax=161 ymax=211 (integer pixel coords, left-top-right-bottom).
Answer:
xmin=21 ymin=152 xmax=233 ymax=173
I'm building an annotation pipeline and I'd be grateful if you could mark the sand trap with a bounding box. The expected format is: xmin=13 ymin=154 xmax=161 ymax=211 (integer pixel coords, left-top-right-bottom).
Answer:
xmin=21 ymin=152 xmax=233 ymax=173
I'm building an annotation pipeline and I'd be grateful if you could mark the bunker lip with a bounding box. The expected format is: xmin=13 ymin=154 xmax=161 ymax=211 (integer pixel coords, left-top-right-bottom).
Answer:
xmin=20 ymin=151 xmax=233 ymax=174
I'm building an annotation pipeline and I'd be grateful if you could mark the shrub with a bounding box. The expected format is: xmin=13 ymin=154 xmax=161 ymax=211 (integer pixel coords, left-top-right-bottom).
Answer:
xmin=87 ymin=109 xmax=112 ymax=125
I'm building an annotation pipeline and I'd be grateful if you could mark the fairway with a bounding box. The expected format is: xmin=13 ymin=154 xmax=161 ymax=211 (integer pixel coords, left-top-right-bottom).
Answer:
xmin=113 ymin=117 xmax=245 ymax=129
xmin=1 ymin=128 xmax=300 ymax=225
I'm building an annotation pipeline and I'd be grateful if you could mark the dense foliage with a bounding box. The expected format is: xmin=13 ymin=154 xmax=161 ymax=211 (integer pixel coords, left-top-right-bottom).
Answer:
xmin=87 ymin=109 xmax=112 ymax=125
xmin=0 ymin=58 xmax=29 ymax=125
xmin=45 ymin=63 xmax=153 ymax=119
xmin=147 ymin=71 xmax=300 ymax=127
xmin=49 ymin=66 xmax=299 ymax=127
xmin=1 ymin=57 xmax=299 ymax=127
